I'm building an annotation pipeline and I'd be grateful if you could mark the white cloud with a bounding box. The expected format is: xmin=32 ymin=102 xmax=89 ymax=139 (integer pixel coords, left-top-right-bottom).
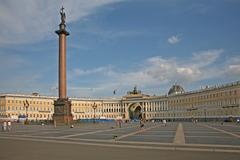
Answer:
xmin=69 ymin=49 xmax=240 ymax=97
xmin=69 ymin=65 xmax=114 ymax=79
xmin=228 ymin=64 xmax=240 ymax=72
xmin=71 ymin=49 xmax=224 ymax=93
xmin=192 ymin=49 xmax=223 ymax=67
xmin=168 ymin=35 xmax=180 ymax=44
xmin=85 ymin=29 xmax=143 ymax=40
xmin=0 ymin=0 xmax=123 ymax=45
xmin=224 ymin=56 xmax=240 ymax=76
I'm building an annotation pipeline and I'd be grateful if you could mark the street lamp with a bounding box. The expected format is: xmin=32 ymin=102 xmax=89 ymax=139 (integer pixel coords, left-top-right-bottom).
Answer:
xmin=23 ymin=99 xmax=29 ymax=124
xmin=121 ymin=100 xmax=124 ymax=118
xmin=92 ymin=102 xmax=97 ymax=123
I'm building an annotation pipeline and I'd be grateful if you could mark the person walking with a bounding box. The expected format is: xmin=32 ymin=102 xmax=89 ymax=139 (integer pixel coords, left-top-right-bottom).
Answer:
xmin=140 ymin=119 xmax=144 ymax=128
xmin=3 ymin=121 xmax=7 ymax=131
xmin=163 ymin=119 xmax=167 ymax=127
xmin=7 ymin=121 xmax=11 ymax=131
xmin=119 ymin=120 xmax=122 ymax=128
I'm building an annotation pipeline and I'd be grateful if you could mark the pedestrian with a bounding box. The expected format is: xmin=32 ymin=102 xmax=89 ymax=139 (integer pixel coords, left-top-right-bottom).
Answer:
xmin=7 ymin=121 xmax=11 ymax=131
xmin=3 ymin=121 xmax=7 ymax=131
xmin=54 ymin=120 xmax=57 ymax=128
xmin=1 ymin=122 xmax=2 ymax=131
xmin=163 ymin=119 xmax=167 ymax=127
xmin=140 ymin=119 xmax=144 ymax=128
xmin=119 ymin=120 xmax=122 ymax=128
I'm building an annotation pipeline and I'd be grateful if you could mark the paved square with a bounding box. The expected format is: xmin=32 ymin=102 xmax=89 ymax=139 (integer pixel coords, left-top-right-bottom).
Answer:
xmin=0 ymin=122 xmax=240 ymax=160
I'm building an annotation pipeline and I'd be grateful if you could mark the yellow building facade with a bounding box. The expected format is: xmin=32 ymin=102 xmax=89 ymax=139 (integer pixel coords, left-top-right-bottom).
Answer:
xmin=0 ymin=81 xmax=240 ymax=121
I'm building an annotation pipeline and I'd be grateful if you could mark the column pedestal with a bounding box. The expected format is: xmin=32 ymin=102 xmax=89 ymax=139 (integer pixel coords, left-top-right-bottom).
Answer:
xmin=53 ymin=98 xmax=73 ymax=125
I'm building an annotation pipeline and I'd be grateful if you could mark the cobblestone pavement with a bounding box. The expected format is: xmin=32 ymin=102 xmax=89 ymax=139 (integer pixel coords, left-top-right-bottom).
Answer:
xmin=0 ymin=122 xmax=240 ymax=160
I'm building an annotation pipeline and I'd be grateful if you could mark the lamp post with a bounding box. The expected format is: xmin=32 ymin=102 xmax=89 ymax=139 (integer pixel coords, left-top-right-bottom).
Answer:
xmin=101 ymin=100 xmax=104 ymax=117
xmin=92 ymin=102 xmax=97 ymax=123
xmin=23 ymin=100 xmax=29 ymax=124
xmin=121 ymin=100 xmax=124 ymax=118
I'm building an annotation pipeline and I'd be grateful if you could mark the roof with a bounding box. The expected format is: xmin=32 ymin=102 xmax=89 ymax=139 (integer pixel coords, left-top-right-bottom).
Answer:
xmin=168 ymin=84 xmax=185 ymax=95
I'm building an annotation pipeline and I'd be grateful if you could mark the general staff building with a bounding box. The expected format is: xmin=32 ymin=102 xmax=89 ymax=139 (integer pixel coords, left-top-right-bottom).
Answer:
xmin=0 ymin=81 xmax=240 ymax=121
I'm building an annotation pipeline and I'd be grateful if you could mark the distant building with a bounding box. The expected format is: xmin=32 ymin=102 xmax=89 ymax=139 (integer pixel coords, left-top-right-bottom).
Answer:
xmin=0 ymin=81 xmax=239 ymax=121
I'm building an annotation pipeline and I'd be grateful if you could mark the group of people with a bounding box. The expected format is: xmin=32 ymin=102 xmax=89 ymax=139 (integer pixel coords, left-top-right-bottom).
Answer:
xmin=114 ymin=118 xmax=168 ymax=129
xmin=1 ymin=121 xmax=12 ymax=131
xmin=140 ymin=119 xmax=167 ymax=128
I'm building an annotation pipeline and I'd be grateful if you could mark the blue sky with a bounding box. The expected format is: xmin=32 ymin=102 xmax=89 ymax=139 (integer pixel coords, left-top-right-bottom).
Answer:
xmin=0 ymin=0 xmax=240 ymax=98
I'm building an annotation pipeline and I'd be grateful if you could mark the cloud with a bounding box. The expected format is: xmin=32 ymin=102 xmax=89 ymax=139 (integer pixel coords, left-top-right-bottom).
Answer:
xmin=69 ymin=65 xmax=114 ymax=79
xmin=84 ymin=29 xmax=143 ymax=40
xmin=2 ymin=47 xmax=233 ymax=97
xmin=168 ymin=35 xmax=180 ymax=44
xmin=228 ymin=65 xmax=240 ymax=74
xmin=0 ymin=0 xmax=123 ymax=45
xmin=192 ymin=49 xmax=223 ymax=67
xmin=224 ymin=56 xmax=240 ymax=77
xmin=68 ymin=48 xmax=240 ymax=97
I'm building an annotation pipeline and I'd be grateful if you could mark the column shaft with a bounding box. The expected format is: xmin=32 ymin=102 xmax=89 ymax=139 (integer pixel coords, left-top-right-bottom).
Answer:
xmin=59 ymin=34 xmax=66 ymax=98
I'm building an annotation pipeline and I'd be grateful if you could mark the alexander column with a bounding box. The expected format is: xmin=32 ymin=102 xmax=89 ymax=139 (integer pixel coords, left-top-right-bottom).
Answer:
xmin=53 ymin=7 xmax=73 ymax=125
